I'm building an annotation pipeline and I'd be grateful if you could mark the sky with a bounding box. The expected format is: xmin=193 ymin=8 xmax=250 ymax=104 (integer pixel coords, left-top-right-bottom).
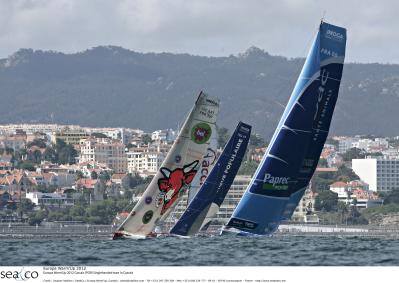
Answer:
xmin=0 ymin=0 xmax=398 ymax=63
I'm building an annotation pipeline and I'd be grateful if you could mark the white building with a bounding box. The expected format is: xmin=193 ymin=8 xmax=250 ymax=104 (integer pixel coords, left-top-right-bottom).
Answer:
xmin=79 ymin=138 xmax=127 ymax=173
xmin=0 ymin=124 xmax=69 ymax=135
xmin=215 ymin=175 xmax=252 ymax=223
xmin=330 ymin=181 xmax=351 ymax=202
xmin=126 ymin=145 xmax=165 ymax=176
xmin=151 ymin=129 xmax=176 ymax=143
xmin=26 ymin=192 xmax=74 ymax=207
xmin=352 ymin=157 xmax=399 ymax=193
xmin=0 ymin=134 xmax=26 ymax=151
xmin=338 ymin=138 xmax=358 ymax=153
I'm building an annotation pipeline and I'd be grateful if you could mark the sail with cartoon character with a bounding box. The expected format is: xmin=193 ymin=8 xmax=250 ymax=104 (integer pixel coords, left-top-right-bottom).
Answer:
xmin=222 ymin=21 xmax=347 ymax=236
xmin=170 ymin=121 xmax=251 ymax=237
xmin=113 ymin=92 xmax=219 ymax=239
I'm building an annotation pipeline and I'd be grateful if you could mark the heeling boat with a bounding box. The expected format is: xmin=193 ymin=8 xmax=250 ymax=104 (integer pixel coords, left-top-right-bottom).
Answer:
xmin=160 ymin=136 xmax=219 ymax=231
xmin=221 ymin=21 xmax=347 ymax=236
xmin=113 ymin=92 xmax=220 ymax=239
xmin=170 ymin=122 xmax=251 ymax=237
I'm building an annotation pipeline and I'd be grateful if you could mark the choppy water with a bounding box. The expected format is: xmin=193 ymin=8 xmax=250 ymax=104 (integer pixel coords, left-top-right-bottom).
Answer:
xmin=1 ymin=235 xmax=399 ymax=266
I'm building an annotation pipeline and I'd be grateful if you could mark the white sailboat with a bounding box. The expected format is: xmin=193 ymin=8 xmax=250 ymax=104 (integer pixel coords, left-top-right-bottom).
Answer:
xmin=113 ymin=92 xmax=220 ymax=239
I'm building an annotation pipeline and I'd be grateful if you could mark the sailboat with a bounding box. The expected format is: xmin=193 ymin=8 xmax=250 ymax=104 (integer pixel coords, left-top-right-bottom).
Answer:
xmin=221 ymin=21 xmax=347 ymax=236
xmin=161 ymin=136 xmax=219 ymax=230
xmin=170 ymin=122 xmax=251 ymax=237
xmin=113 ymin=92 xmax=220 ymax=239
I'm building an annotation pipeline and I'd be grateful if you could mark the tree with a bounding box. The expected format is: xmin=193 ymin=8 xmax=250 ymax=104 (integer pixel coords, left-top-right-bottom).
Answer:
xmin=141 ymin=134 xmax=153 ymax=145
xmin=31 ymin=149 xmax=42 ymax=164
xmin=127 ymin=143 xmax=137 ymax=149
xmin=346 ymin=206 xmax=368 ymax=225
xmin=127 ymin=173 xmax=147 ymax=188
xmin=91 ymin=171 xmax=98 ymax=179
xmin=18 ymin=160 xmax=36 ymax=171
xmin=91 ymin=132 xmax=108 ymax=138
xmin=17 ymin=199 xmax=35 ymax=217
xmin=335 ymin=165 xmax=359 ymax=181
xmin=383 ymin=189 xmax=399 ymax=205
xmin=28 ymin=210 xmax=47 ymax=226
xmin=55 ymin=139 xmax=78 ymax=164
xmin=250 ymin=133 xmax=267 ymax=147
xmin=314 ymin=190 xmax=338 ymax=212
xmin=99 ymin=171 xmax=111 ymax=181
xmin=317 ymin=158 xmax=328 ymax=168
xmin=27 ymin=139 xmax=47 ymax=148
xmin=76 ymin=170 xmax=84 ymax=180
xmin=341 ymin=148 xmax=366 ymax=161
xmin=43 ymin=147 xmax=57 ymax=163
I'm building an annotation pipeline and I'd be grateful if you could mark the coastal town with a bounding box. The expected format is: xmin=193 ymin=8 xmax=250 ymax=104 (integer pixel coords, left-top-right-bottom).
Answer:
xmin=0 ymin=123 xmax=399 ymax=230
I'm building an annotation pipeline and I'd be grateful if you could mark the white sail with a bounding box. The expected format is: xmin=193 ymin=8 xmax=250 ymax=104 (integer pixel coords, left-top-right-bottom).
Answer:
xmin=114 ymin=92 xmax=219 ymax=238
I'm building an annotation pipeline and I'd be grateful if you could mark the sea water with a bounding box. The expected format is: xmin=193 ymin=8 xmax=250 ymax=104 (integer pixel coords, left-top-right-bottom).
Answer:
xmin=1 ymin=235 xmax=399 ymax=266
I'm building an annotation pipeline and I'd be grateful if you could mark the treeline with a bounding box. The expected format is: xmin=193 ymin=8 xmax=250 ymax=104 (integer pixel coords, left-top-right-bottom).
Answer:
xmin=6 ymin=138 xmax=78 ymax=171
xmin=28 ymin=199 xmax=131 ymax=225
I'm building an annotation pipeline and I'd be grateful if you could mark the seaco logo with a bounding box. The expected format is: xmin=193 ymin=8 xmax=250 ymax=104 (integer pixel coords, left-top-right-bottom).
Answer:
xmin=262 ymin=173 xmax=290 ymax=190
xmin=0 ymin=269 xmax=39 ymax=281
xmin=325 ymin=29 xmax=344 ymax=42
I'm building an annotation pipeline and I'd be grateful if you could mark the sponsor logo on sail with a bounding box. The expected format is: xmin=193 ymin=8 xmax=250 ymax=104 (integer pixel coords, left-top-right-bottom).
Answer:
xmin=325 ymin=29 xmax=344 ymax=42
xmin=313 ymin=68 xmax=332 ymax=141
xmin=145 ymin=196 xmax=152 ymax=204
xmin=199 ymin=147 xmax=217 ymax=185
xmin=262 ymin=173 xmax=290 ymax=190
xmin=175 ymin=155 xmax=181 ymax=163
xmin=157 ymin=161 xmax=198 ymax=215
xmin=142 ymin=210 xmax=154 ymax=224
xmin=239 ymin=126 xmax=250 ymax=133
xmin=191 ymin=123 xmax=212 ymax=144
xmin=205 ymin=98 xmax=219 ymax=106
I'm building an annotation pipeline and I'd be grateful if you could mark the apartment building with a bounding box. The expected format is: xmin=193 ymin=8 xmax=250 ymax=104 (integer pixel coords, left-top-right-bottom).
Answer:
xmin=52 ymin=128 xmax=90 ymax=145
xmin=126 ymin=145 xmax=165 ymax=176
xmin=79 ymin=138 xmax=127 ymax=173
xmin=352 ymin=157 xmax=399 ymax=193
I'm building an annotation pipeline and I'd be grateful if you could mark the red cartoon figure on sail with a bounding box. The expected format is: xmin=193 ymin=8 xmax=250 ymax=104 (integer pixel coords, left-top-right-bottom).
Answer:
xmin=157 ymin=160 xmax=199 ymax=215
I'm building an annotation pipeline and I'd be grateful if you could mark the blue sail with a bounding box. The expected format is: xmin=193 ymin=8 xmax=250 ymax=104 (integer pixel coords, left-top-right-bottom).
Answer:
xmin=222 ymin=21 xmax=346 ymax=236
xmin=170 ymin=122 xmax=251 ymax=236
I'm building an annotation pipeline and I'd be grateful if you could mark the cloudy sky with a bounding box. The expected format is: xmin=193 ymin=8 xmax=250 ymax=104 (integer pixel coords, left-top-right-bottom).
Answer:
xmin=0 ymin=0 xmax=397 ymax=63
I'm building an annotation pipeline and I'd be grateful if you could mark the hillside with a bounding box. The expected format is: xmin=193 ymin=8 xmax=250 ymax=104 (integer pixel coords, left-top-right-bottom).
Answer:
xmin=1 ymin=46 xmax=399 ymax=137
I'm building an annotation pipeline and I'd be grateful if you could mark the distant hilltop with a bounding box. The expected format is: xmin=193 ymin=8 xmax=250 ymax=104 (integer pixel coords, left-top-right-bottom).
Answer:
xmin=1 ymin=46 xmax=399 ymax=137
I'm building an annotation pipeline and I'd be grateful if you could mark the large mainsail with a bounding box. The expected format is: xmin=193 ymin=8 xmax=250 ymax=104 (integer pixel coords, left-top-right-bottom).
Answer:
xmin=114 ymin=92 xmax=219 ymax=238
xmin=222 ymin=21 xmax=347 ymax=236
xmin=170 ymin=122 xmax=251 ymax=236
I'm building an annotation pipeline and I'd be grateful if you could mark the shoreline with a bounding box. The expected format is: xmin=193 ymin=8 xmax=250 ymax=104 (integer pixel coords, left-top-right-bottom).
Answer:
xmin=1 ymin=223 xmax=399 ymax=239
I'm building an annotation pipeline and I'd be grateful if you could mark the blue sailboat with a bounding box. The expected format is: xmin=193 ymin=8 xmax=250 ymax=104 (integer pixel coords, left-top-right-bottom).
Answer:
xmin=221 ymin=21 xmax=347 ymax=236
xmin=170 ymin=122 xmax=251 ymax=236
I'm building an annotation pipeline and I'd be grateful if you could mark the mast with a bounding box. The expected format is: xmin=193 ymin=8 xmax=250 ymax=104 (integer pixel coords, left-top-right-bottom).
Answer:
xmin=222 ymin=21 xmax=347 ymax=236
